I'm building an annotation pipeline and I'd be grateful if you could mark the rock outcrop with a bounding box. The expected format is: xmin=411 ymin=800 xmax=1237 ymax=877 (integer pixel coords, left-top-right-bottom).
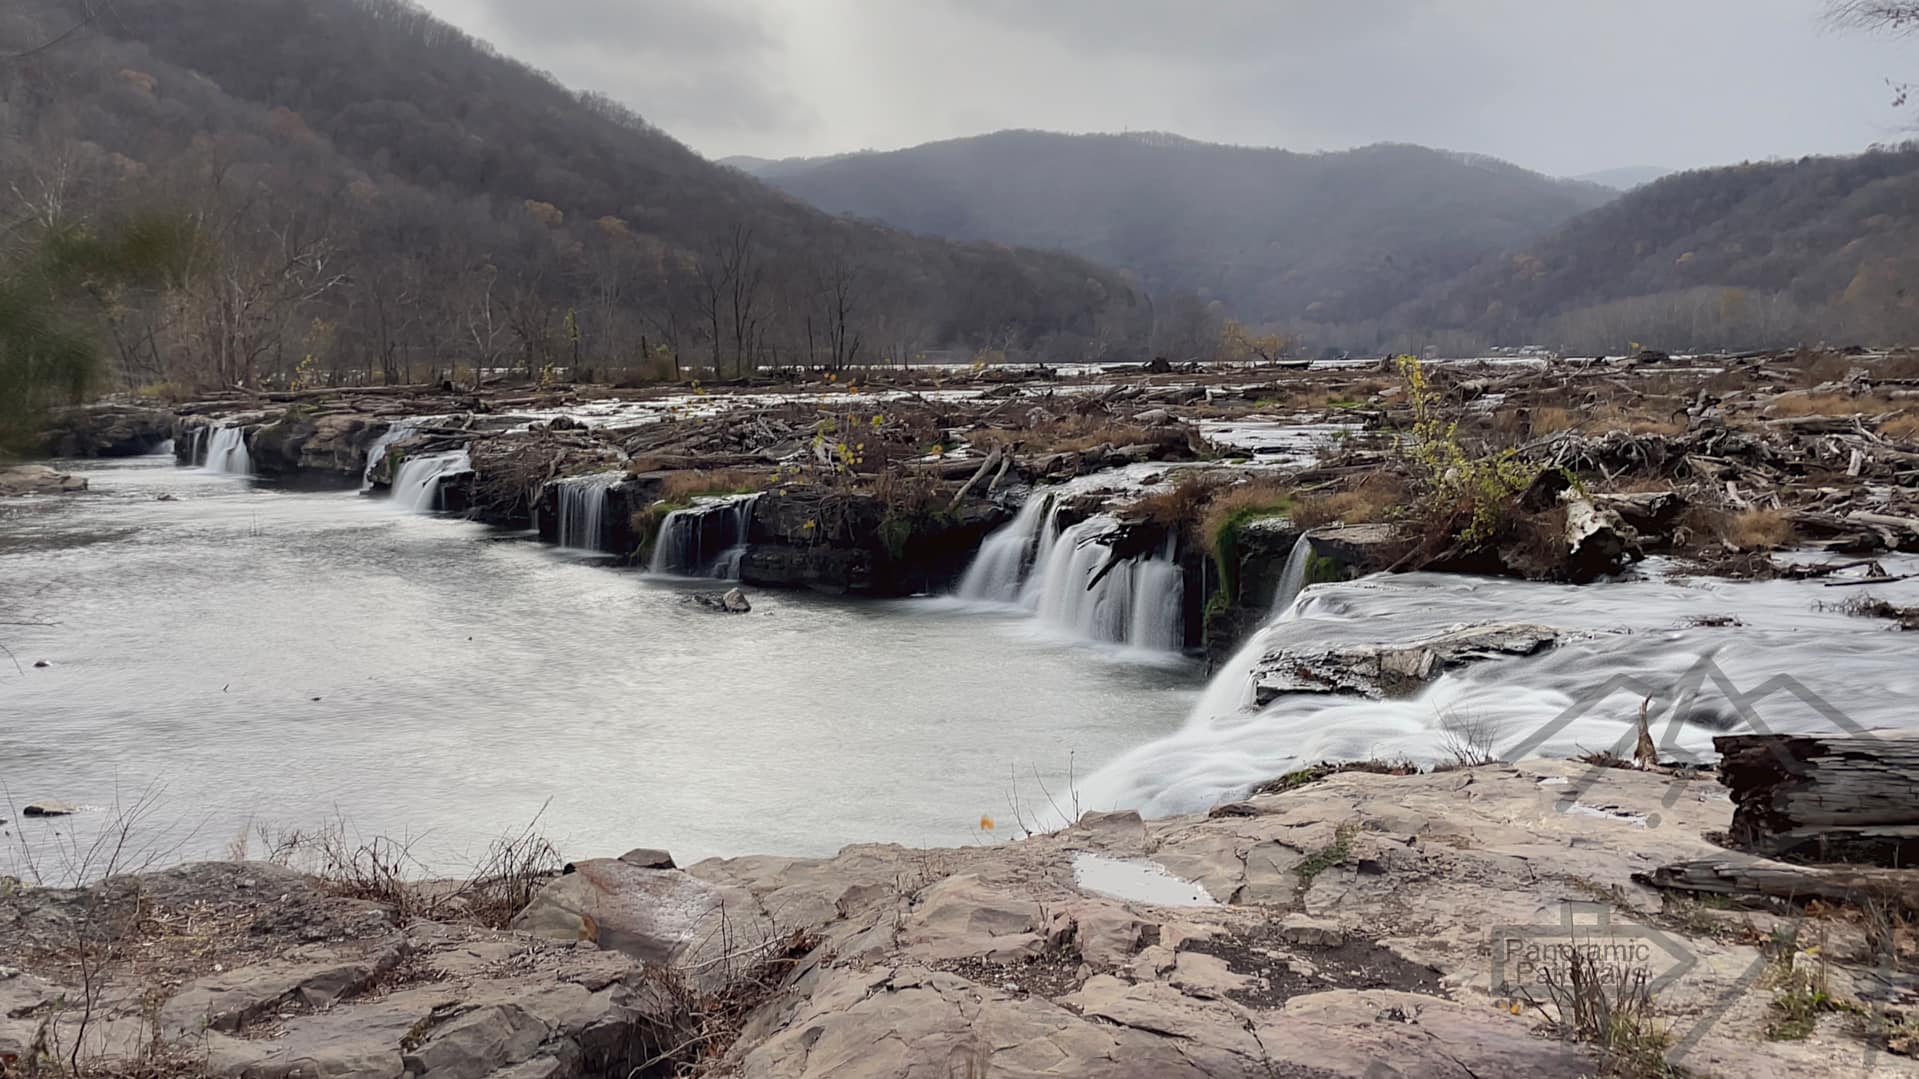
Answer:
xmin=1251 ymin=622 xmax=1559 ymax=703
xmin=37 ymin=404 xmax=174 ymax=458
xmin=0 ymin=465 xmax=86 ymax=497
xmin=3 ymin=764 xmax=1899 ymax=1079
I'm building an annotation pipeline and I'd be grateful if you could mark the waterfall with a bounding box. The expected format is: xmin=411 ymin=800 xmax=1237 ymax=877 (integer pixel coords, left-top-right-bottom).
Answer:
xmin=958 ymin=497 xmax=1185 ymax=651
xmin=390 ymin=450 xmax=471 ymax=513
xmin=1269 ymin=534 xmax=1314 ymax=617
xmin=361 ymin=421 xmax=420 ymax=491
xmin=555 ymin=472 xmax=623 ymax=551
xmin=203 ymin=425 xmax=251 ymax=475
xmin=956 ymin=495 xmax=1052 ymax=602
xmin=649 ymin=494 xmax=759 ymax=577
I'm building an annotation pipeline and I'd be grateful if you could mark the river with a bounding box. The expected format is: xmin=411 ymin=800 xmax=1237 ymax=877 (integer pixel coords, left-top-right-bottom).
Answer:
xmin=0 ymin=453 xmax=1197 ymax=876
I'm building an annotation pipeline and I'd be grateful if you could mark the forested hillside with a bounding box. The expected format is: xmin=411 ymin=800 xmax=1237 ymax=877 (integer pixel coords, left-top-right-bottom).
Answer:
xmin=1399 ymin=145 xmax=1919 ymax=352
xmin=0 ymin=0 xmax=1148 ymax=393
xmin=732 ymin=132 xmax=1613 ymax=347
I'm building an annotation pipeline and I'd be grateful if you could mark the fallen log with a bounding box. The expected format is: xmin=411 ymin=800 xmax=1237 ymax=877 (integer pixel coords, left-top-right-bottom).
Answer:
xmin=1714 ymin=731 xmax=1919 ymax=865
xmin=1634 ymin=857 xmax=1919 ymax=913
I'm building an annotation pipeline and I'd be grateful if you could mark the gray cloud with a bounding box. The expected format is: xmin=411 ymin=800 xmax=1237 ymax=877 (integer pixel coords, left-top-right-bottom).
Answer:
xmin=425 ymin=0 xmax=812 ymax=136
xmin=414 ymin=0 xmax=1918 ymax=174
xmin=474 ymin=0 xmax=772 ymax=58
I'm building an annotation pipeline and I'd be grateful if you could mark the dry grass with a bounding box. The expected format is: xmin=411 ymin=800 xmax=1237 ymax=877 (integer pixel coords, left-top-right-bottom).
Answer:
xmin=244 ymin=812 xmax=562 ymax=930
xmin=1193 ymin=478 xmax=1294 ymax=552
xmin=630 ymin=928 xmax=818 ymax=1076
xmin=1767 ymin=392 xmax=1898 ymax=418
xmin=1881 ymin=411 xmax=1919 ymax=440
xmin=657 ymin=470 xmax=766 ymax=502
xmin=1127 ymin=473 xmax=1227 ymax=529
xmin=1684 ymin=506 xmax=1796 ymax=552
xmin=1290 ymin=474 xmax=1406 ymax=530
xmin=966 ymin=413 xmax=1157 ymax=455
xmin=1508 ymin=402 xmax=1688 ymax=438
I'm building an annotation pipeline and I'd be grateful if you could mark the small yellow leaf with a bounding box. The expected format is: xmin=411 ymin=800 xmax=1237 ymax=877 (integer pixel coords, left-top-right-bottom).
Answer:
xmin=979 ymin=816 xmax=995 ymax=831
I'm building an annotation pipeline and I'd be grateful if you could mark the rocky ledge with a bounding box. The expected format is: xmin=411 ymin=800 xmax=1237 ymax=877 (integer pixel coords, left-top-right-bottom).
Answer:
xmin=0 ymin=464 xmax=87 ymax=497
xmin=4 ymin=763 xmax=1908 ymax=1079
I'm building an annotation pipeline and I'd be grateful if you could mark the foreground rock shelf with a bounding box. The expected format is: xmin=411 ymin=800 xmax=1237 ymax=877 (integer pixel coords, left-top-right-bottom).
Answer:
xmin=4 ymin=762 xmax=1908 ymax=1078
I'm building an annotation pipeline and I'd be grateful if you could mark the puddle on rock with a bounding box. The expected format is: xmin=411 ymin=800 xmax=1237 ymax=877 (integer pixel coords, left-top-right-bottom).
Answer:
xmin=1072 ymin=852 xmax=1219 ymax=907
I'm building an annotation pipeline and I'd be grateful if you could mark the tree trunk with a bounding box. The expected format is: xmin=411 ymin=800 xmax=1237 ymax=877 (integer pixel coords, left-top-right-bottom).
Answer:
xmin=1714 ymin=731 xmax=1919 ymax=866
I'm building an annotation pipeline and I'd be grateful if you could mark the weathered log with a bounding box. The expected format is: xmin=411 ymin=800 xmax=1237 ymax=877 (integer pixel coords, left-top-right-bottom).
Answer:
xmin=1634 ymin=857 xmax=1919 ymax=913
xmin=1714 ymin=731 xmax=1919 ymax=865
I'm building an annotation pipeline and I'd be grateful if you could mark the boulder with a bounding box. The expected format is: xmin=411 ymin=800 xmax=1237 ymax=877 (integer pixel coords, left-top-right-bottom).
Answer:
xmin=1251 ymin=623 xmax=1558 ymax=703
xmin=722 ymin=588 xmax=752 ymax=613
xmin=0 ymin=466 xmax=86 ymax=497
xmin=22 ymin=800 xmax=77 ymax=818
xmin=510 ymin=858 xmax=750 ymax=991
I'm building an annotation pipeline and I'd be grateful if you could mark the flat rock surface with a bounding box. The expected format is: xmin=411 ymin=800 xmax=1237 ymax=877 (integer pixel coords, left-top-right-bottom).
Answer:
xmin=3 ymin=764 xmax=1910 ymax=1078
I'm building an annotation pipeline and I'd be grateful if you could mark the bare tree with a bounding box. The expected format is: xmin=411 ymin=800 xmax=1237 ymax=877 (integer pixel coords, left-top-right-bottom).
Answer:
xmin=1830 ymin=1 xmax=1919 ymax=32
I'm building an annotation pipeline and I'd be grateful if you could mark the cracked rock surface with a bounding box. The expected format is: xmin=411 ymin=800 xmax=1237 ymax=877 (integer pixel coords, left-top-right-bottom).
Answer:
xmin=4 ymin=763 xmax=1910 ymax=1078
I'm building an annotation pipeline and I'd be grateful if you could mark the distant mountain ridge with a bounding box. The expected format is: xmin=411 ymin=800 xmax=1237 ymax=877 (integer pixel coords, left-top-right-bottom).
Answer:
xmin=733 ymin=131 xmax=1616 ymax=333
xmin=1571 ymin=166 xmax=1674 ymax=191
xmin=0 ymin=0 xmax=1149 ymax=386
xmin=1400 ymin=145 xmax=1919 ymax=351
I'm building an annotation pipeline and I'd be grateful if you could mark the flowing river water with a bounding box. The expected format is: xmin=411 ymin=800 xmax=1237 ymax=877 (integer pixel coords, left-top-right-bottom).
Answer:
xmin=0 ymin=453 xmax=1195 ymax=875
xmin=7 ymin=449 xmax=1919 ymax=878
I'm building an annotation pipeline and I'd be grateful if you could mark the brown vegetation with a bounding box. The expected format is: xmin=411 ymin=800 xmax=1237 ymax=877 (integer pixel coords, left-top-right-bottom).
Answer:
xmin=656 ymin=469 xmax=767 ymax=502
xmin=1676 ymin=506 xmax=1796 ymax=554
xmin=1290 ymin=474 xmax=1406 ymax=530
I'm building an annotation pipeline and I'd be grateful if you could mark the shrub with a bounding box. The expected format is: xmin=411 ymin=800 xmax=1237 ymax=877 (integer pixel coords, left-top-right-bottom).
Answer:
xmin=1395 ymin=355 xmax=1540 ymax=549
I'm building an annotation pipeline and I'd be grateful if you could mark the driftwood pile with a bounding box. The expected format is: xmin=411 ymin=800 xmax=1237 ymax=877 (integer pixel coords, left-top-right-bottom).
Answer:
xmin=1635 ymin=731 xmax=1919 ymax=915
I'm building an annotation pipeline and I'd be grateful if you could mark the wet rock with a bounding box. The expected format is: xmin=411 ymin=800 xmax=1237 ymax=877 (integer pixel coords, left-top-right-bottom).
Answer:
xmin=249 ymin=411 xmax=383 ymax=480
xmin=616 ymin=848 xmax=677 ymax=870
xmin=22 ymin=800 xmax=77 ymax=818
xmin=687 ymin=590 xmax=750 ymax=613
xmin=38 ymin=404 xmax=173 ymax=457
xmin=0 ymin=465 xmax=87 ymax=497
xmin=1251 ymin=623 xmax=1558 ymax=703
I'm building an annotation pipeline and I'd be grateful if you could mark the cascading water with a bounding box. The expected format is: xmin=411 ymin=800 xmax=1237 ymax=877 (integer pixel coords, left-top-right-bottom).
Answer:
xmin=1269 ymin=534 xmax=1314 ymax=616
xmin=554 ymin=472 xmax=623 ymax=551
xmin=361 ymin=421 xmax=420 ymax=491
xmin=1077 ymin=555 xmax=1919 ymax=819
xmin=649 ymin=494 xmax=759 ymax=577
xmin=389 ymin=450 xmax=471 ymax=513
xmin=956 ymin=496 xmax=1052 ymax=602
xmin=957 ymin=496 xmax=1185 ymax=651
xmin=203 ymin=426 xmax=251 ymax=475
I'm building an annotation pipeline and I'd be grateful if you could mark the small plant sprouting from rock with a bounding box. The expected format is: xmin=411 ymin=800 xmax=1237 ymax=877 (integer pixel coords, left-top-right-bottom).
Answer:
xmin=1518 ymin=948 xmax=1683 ymax=1078
xmin=1294 ymin=823 xmax=1357 ymax=892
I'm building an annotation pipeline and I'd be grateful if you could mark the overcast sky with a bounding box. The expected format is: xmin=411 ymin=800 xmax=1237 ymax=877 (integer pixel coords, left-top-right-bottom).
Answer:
xmin=414 ymin=0 xmax=1915 ymax=176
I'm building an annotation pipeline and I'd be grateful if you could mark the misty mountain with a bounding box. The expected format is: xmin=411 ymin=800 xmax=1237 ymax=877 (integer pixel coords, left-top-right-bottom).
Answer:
xmin=1399 ymin=146 xmax=1919 ymax=350
xmin=0 ymin=0 xmax=1146 ymax=389
xmin=732 ymin=131 xmax=1615 ymax=330
xmin=1570 ymin=166 xmax=1674 ymax=191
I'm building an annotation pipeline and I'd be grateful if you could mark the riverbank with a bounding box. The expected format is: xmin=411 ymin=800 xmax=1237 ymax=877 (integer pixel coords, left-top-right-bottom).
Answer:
xmin=4 ymin=760 xmax=1912 ymax=1078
